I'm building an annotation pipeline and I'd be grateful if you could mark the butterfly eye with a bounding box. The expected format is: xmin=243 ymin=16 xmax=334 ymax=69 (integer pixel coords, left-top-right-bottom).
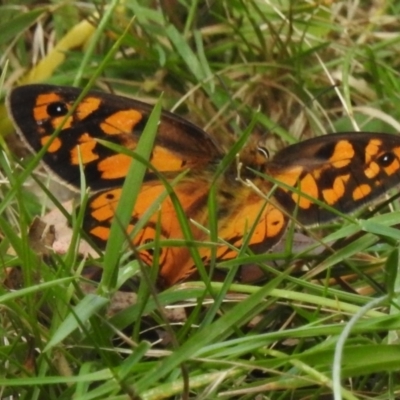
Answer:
xmin=377 ymin=152 xmax=395 ymax=167
xmin=47 ymin=101 xmax=69 ymax=117
xmin=257 ymin=146 xmax=269 ymax=160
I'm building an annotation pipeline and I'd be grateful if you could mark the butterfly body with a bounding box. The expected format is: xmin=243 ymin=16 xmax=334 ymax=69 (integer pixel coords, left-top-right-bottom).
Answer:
xmin=8 ymin=84 xmax=400 ymax=286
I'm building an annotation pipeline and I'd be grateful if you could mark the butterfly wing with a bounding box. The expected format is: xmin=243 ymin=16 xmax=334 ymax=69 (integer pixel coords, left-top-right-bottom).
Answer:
xmin=7 ymin=84 xmax=223 ymax=191
xmin=84 ymin=176 xmax=214 ymax=286
xmin=266 ymin=132 xmax=400 ymax=225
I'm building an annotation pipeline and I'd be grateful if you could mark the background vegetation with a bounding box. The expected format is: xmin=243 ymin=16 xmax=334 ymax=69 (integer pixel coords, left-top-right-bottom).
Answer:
xmin=1 ymin=1 xmax=400 ymax=399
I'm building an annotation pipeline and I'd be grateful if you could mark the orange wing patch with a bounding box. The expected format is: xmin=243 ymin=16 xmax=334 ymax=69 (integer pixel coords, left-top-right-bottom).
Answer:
xmin=41 ymin=136 xmax=62 ymax=153
xmin=76 ymin=97 xmax=102 ymax=120
xmin=329 ymin=140 xmax=354 ymax=169
xmin=100 ymin=109 xmax=143 ymax=135
xmin=321 ymin=174 xmax=349 ymax=205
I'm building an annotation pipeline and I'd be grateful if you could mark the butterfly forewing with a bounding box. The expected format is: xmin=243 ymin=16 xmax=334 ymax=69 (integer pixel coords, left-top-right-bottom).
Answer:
xmin=8 ymin=84 xmax=223 ymax=191
xmin=267 ymin=132 xmax=400 ymax=225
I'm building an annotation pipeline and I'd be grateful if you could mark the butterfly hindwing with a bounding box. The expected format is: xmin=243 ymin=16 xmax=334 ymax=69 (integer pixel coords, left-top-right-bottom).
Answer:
xmin=84 ymin=177 xmax=214 ymax=286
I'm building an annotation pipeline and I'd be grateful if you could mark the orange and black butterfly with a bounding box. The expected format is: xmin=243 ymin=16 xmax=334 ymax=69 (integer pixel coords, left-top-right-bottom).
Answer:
xmin=7 ymin=84 xmax=400 ymax=286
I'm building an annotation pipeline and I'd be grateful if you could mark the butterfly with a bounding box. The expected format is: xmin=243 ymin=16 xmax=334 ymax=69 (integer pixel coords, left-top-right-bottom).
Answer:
xmin=7 ymin=84 xmax=400 ymax=287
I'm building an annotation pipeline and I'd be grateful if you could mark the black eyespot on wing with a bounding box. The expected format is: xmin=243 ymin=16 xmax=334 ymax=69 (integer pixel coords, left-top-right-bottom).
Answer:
xmin=377 ymin=152 xmax=395 ymax=167
xmin=47 ymin=101 xmax=69 ymax=117
xmin=105 ymin=192 xmax=116 ymax=200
